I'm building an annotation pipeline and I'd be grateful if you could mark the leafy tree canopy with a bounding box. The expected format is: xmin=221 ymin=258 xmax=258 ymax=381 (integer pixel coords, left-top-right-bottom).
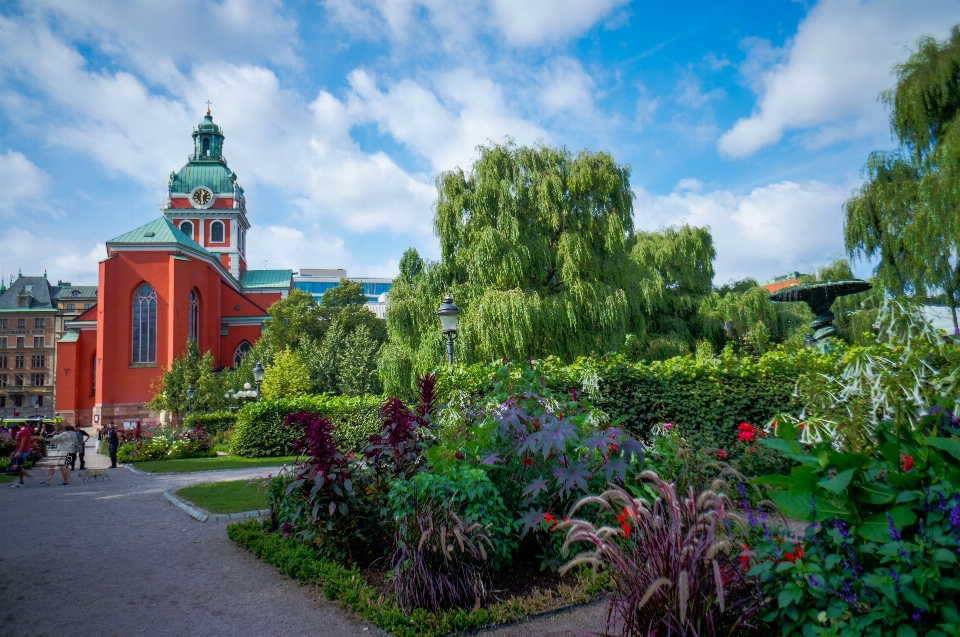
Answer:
xmin=398 ymin=248 xmax=425 ymax=284
xmin=381 ymin=141 xmax=652 ymax=393
xmin=845 ymin=26 xmax=960 ymax=331
xmin=260 ymin=347 xmax=311 ymax=400
xmin=147 ymin=340 xmax=227 ymax=420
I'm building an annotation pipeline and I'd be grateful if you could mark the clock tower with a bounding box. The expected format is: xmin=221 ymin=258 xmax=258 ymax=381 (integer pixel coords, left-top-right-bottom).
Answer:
xmin=162 ymin=107 xmax=249 ymax=278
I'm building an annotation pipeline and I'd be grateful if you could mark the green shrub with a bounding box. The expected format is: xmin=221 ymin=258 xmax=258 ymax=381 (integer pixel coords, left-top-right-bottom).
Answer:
xmin=444 ymin=346 xmax=838 ymax=453
xmin=388 ymin=464 xmax=516 ymax=570
xmin=116 ymin=429 xmax=217 ymax=462
xmin=184 ymin=411 xmax=237 ymax=436
xmin=230 ymin=395 xmax=380 ymax=457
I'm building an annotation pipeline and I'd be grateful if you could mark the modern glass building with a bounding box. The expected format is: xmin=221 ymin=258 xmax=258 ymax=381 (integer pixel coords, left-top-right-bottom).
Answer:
xmin=293 ymin=269 xmax=392 ymax=318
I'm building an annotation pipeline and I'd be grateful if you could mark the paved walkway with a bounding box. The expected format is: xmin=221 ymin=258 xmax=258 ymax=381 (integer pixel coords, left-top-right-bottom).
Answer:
xmin=0 ymin=440 xmax=605 ymax=637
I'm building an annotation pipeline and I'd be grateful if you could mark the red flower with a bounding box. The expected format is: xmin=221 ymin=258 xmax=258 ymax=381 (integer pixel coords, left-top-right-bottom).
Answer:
xmin=620 ymin=522 xmax=631 ymax=537
xmin=783 ymin=544 xmax=804 ymax=563
xmin=900 ymin=454 xmax=914 ymax=472
xmin=521 ymin=457 xmax=533 ymax=466
xmin=543 ymin=513 xmax=556 ymax=527
xmin=455 ymin=452 xmax=465 ymax=460
xmin=737 ymin=422 xmax=757 ymax=442
xmin=716 ymin=449 xmax=728 ymax=459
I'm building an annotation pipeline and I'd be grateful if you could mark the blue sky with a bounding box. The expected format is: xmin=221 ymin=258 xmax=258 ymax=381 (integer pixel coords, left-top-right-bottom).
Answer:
xmin=1 ymin=0 xmax=958 ymax=287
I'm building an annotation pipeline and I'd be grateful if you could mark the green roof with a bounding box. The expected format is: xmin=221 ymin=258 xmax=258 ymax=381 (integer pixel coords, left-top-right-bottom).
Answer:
xmin=170 ymin=162 xmax=236 ymax=194
xmin=240 ymin=270 xmax=293 ymax=289
xmin=58 ymin=331 xmax=80 ymax=343
xmin=107 ymin=218 xmax=209 ymax=254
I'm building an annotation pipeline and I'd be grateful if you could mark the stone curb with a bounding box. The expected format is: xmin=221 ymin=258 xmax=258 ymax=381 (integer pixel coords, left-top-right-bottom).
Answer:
xmin=163 ymin=489 xmax=269 ymax=523
xmin=124 ymin=464 xmax=290 ymax=476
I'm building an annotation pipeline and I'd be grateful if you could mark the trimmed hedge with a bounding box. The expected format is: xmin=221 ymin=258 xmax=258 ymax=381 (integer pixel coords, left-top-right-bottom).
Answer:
xmin=184 ymin=411 xmax=237 ymax=436
xmin=444 ymin=346 xmax=839 ymax=451
xmin=230 ymin=395 xmax=380 ymax=457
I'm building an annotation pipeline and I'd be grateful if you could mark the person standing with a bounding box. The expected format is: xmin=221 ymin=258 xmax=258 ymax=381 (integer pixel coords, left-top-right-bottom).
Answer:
xmin=8 ymin=423 xmax=33 ymax=488
xmin=72 ymin=425 xmax=91 ymax=470
xmin=107 ymin=422 xmax=119 ymax=468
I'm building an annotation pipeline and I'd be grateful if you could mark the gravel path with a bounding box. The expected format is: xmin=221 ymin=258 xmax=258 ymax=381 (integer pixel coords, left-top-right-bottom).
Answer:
xmin=0 ymin=444 xmax=606 ymax=637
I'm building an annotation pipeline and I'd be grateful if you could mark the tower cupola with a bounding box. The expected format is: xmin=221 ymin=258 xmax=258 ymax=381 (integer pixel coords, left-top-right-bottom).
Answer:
xmin=192 ymin=106 xmax=225 ymax=161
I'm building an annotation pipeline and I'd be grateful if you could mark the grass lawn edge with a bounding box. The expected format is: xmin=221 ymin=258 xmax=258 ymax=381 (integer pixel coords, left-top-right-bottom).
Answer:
xmin=129 ymin=455 xmax=299 ymax=473
xmin=226 ymin=519 xmax=608 ymax=637
xmin=174 ymin=479 xmax=270 ymax=514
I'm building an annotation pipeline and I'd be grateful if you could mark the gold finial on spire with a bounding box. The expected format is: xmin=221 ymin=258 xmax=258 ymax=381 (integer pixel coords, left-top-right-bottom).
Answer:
xmin=205 ymin=100 xmax=212 ymax=115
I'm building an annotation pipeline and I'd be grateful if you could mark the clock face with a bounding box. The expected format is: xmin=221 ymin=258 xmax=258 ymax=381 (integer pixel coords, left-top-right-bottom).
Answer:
xmin=192 ymin=188 xmax=212 ymax=207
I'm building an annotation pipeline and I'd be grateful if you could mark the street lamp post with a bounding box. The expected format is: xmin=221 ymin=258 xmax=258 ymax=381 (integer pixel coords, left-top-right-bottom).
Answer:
xmin=436 ymin=293 xmax=460 ymax=371
xmin=252 ymin=361 xmax=265 ymax=402
xmin=186 ymin=385 xmax=195 ymax=417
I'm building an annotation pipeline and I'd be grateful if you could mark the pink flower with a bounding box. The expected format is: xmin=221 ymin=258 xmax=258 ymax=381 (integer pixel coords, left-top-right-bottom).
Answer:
xmin=716 ymin=450 xmax=728 ymax=459
xmin=663 ymin=422 xmax=672 ymax=430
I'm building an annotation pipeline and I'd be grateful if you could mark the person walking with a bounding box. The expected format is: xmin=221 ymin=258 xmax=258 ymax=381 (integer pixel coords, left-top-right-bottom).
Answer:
xmin=71 ymin=425 xmax=91 ymax=470
xmin=107 ymin=422 xmax=119 ymax=468
xmin=40 ymin=425 xmax=76 ymax=486
xmin=8 ymin=423 xmax=33 ymax=488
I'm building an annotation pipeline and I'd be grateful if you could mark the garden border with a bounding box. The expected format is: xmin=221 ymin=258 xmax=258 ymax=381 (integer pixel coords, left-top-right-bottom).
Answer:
xmin=163 ymin=489 xmax=269 ymax=523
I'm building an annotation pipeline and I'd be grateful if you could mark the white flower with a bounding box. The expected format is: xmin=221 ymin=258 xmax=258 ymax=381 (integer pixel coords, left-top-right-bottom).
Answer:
xmin=818 ymin=611 xmax=828 ymax=624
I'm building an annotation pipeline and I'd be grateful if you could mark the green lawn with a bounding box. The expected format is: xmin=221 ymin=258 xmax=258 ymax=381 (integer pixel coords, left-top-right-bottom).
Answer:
xmin=131 ymin=455 xmax=298 ymax=473
xmin=0 ymin=474 xmax=15 ymax=483
xmin=175 ymin=479 xmax=269 ymax=514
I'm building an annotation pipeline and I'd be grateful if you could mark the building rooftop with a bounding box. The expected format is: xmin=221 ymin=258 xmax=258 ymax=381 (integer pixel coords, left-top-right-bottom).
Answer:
xmin=107 ymin=217 xmax=209 ymax=254
xmin=53 ymin=284 xmax=98 ymax=301
xmin=0 ymin=276 xmax=56 ymax=311
xmin=240 ymin=269 xmax=294 ymax=290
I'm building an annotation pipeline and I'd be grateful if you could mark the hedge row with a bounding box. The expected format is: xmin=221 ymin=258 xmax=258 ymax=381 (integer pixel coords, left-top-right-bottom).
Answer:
xmin=444 ymin=346 xmax=839 ymax=450
xmin=184 ymin=411 xmax=237 ymax=436
xmin=230 ymin=394 xmax=380 ymax=457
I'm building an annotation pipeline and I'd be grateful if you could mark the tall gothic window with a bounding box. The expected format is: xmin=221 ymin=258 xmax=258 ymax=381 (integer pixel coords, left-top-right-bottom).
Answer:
xmin=234 ymin=341 xmax=252 ymax=367
xmin=132 ymin=283 xmax=157 ymax=363
xmin=180 ymin=220 xmax=193 ymax=237
xmin=189 ymin=289 xmax=200 ymax=344
xmin=91 ymin=353 xmax=97 ymax=397
xmin=210 ymin=221 xmax=224 ymax=243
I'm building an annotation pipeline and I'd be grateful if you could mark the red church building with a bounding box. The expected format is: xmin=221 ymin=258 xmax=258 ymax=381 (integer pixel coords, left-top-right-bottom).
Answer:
xmin=55 ymin=109 xmax=292 ymax=427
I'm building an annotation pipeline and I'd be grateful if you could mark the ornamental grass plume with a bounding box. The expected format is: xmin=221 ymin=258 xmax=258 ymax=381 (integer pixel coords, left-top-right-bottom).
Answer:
xmin=558 ymin=472 xmax=762 ymax=636
xmin=389 ymin=493 xmax=493 ymax=612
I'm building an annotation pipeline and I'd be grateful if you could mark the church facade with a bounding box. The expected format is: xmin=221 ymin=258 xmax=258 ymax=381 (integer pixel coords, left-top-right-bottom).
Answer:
xmin=55 ymin=110 xmax=292 ymax=427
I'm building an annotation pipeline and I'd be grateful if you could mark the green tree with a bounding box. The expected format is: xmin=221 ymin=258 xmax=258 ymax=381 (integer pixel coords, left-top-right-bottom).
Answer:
xmin=381 ymin=141 xmax=653 ymax=393
xmin=845 ymin=26 xmax=960 ymax=332
xmin=338 ymin=324 xmax=383 ymax=396
xmin=629 ymin=225 xmax=717 ymax=358
xmin=147 ymin=340 xmax=227 ymax=422
xmin=260 ymin=347 xmax=311 ymax=400
xmin=260 ymin=288 xmax=325 ymax=353
xmin=398 ymin=247 xmax=425 ymax=284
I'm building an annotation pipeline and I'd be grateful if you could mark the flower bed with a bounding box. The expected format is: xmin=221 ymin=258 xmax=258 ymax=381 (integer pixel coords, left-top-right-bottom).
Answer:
xmin=114 ymin=424 xmax=217 ymax=462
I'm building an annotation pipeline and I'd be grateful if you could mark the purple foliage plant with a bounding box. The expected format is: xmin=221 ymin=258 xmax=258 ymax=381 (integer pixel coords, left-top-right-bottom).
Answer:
xmin=558 ymin=472 xmax=762 ymax=636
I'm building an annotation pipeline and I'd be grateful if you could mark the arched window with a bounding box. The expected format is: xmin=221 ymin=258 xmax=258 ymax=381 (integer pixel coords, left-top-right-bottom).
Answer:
xmin=91 ymin=353 xmax=97 ymax=397
xmin=132 ymin=283 xmax=157 ymax=364
xmin=234 ymin=341 xmax=252 ymax=367
xmin=179 ymin=220 xmax=193 ymax=237
xmin=210 ymin=221 xmax=224 ymax=243
xmin=188 ymin=289 xmax=200 ymax=344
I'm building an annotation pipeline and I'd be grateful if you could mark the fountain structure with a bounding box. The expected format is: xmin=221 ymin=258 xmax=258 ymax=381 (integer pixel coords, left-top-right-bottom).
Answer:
xmin=769 ymin=280 xmax=871 ymax=344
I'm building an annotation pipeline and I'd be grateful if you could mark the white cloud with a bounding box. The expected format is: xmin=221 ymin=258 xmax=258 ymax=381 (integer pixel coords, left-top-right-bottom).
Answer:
xmin=27 ymin=0 xmax=300 ymax=82
xmin=345 ymin=67 xmax=547 ymax=172
xmin=323 ymin=0 xmax=630 ymax=48
xmin=247 ymin=225 xmax=354 ymax=272
xmin=719 ymin=0 xmax=960 ymax=157
xmin=635 ymin=179 xmax=850 ymax=283
xmin=0 ymin=228 xmax=102 ymax=285
xmin=0 ymin=150 xmax=54 ymax=216
xmin=538 ymin=57 xmax=597 ymax=117
xmin=675 ymin=70 xmax=725 ymax=109
xmin=489 ymin=0 xmax=631 ymax=46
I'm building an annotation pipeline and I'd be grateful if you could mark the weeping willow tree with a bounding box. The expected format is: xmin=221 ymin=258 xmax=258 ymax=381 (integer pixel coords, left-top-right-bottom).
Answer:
xmin=381 ymin=141 xmax=655 ymax=393
xmin=845 ymin=26 xmax=960 ymax=333
xmin=628 ymin=225 xmax=718 ymax=359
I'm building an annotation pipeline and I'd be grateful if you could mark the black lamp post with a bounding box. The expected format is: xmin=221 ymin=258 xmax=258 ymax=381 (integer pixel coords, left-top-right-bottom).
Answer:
xmin=252 ymin=361 xmax=265 ymax=402
xmin=186 ymin=385 xmax=195 ymax=415
xmin=437 ymin=293 xmax=460 ymax=370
